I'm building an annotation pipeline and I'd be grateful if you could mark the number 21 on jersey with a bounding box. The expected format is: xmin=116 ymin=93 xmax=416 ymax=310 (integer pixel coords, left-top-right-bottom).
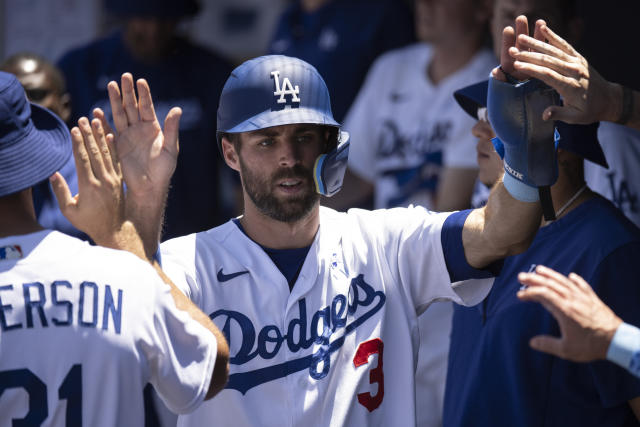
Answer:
xmin=0 ymin=364 xmax=82 ymax=426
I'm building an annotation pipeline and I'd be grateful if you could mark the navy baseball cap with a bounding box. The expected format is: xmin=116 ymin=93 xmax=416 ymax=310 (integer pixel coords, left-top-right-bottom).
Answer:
xmin=0 ymin=71 xmax=71 ymax=197
xmin=216 ymin=55 xmax=340 ymax=151
xmin=454 ymin=80 xmax=608 ymax=168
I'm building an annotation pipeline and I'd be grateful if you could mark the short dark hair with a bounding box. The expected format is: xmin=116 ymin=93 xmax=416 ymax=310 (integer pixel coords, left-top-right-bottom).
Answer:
xmin=220 ymin=132 xmax=241 ymax=152
xmin=0 ymin=52 xmax=67 ymax=95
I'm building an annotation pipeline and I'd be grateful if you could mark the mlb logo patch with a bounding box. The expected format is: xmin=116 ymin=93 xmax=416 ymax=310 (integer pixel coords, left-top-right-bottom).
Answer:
xmin=0 ymin=245 xmax=23 ymax=260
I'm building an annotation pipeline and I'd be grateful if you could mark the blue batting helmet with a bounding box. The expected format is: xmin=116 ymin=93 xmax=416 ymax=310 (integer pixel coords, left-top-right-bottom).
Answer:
xmin=216 ymin=55 xmax=350 ymax=197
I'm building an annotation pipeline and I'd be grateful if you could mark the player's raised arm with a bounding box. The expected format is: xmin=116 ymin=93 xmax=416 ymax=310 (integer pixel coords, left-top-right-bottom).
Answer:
xmin=98 ymin=73 xmax=180 ymax=257
xmin=52 ymin=110 xmax=229 ymax=399
xmin=457 ymin=16 xmax=546 ymax=269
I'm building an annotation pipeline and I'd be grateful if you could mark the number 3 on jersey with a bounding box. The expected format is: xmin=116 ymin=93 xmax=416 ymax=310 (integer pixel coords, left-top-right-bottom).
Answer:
xmin=353 ymin=338 xmax=384 ymax=412
xmin=0 ymin=364 xmax=82 ymax=426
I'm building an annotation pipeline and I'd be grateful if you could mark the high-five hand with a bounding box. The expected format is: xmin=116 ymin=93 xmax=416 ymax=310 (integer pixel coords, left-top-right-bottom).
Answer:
xmin=107 ymin=73 xmax=181 ymax=200
xmin=493 ymin=15 xmax=546 ymax=83
xmin=509 ymin=21 xmax=621 ymax=125
xmin=105 ymin=73 xmax=182 ymax=256
xmin=50 ymin=117 xmax=144 ymax=258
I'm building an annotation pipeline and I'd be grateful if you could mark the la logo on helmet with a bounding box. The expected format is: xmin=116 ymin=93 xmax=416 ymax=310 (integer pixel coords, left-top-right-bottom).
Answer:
xmin=271 ymin=70 xmax=301 ymax=104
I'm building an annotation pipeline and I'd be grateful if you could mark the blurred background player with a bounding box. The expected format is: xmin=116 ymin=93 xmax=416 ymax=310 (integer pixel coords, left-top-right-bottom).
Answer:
xmin=0 ymin=70 xmax=228 ymax=425
xmin=1 ymin=52 xmax=86 ymax=240
xmin=57 ymin=0 xmax=236 ymax=240
xmin=443 ymin=12 xmax=640 ymax=426
xmin=269 ymin=0 xmax=415 ymax=123
xmin=333 ymin=0 xmax=494 ymax=213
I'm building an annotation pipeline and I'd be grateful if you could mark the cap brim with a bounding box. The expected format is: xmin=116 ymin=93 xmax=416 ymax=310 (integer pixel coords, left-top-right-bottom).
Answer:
xmin=555 ymin=121 xmax=608 ymax=168
xmin=454 ymin=80 xmax=488 ymax=120
xmin=225 ymin=106 xmax=340 ymax=134
xmin=0 ymin=103 xmax=71 ymax=197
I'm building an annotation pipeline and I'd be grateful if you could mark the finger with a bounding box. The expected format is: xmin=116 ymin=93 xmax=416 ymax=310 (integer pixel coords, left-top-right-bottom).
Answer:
xmin=164 ymin=107 xmax=182 ymax=156
xmin=516 ymin=34 xmax=574 ymax=64
xmin=514 ymin=15 xmax=529 ymax=52
xmin=518 ymin=271 xmax=570 ymax=299
xmin=49 ymin=171 xmax=76 ymax=217
xmin=500 ymin=26 xmax=517 ymax=74
xmin=540 ymin=23 xmax=578 ymax=57
xmin=529 ymin=335 xmax=564 ymax=358
xmin=93 ymin=108 xmax=115 ymax=136
xmin=78 ymin=117 xmax=106 ymax=181
xmin=511 ymin=49 xmax=583 ymax=80
xmin=106 ymin=133 xmax=122 ymax=177
xmin=512 ymin=60 xmax=575 ymax=92
xmin=534 ymin=265 xmax=575 ymax=291
xmin=92 ymin=118 xmax=115 ymax=176
xmin=533 ymin=19 xmax=546 ymax=42
xmin=568 ymin=272 xmax=593 ymax=293
xmin=70 ymin=126 xmax=93 ymax=187
xmin=108 ymin=81 xmax=128 ymax=133
xmin=136 ymin=79 xmax=157 ymax=122
xmin=542 ymin=105 xmax=587 ymax=124
xmin=491 ymin=67 xmax=507 ymax=82
xmin=121 ymin=73 xmax=140 ymax=125
xmin=517 ymin=279 xmax=567 ymax=306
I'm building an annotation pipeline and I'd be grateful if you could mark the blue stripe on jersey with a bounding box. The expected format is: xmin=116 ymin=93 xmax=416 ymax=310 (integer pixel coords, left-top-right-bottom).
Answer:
xmin=441 ymin=210 xmax=501 ymax=282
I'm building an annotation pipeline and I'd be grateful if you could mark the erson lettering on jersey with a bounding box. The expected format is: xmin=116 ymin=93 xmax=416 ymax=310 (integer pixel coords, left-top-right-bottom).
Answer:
xmin=210 ymin=274 xmax=385 ymax=394
xmin=0 ymin=281 xmax=123 ymax=334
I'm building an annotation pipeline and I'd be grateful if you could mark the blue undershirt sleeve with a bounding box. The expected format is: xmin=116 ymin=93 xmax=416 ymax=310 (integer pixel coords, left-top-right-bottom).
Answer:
xmin=586 ymin=242 xmax=640 ymax=406
xmin=607 ymin=323 xmax=640 ymax=379
xmin=441 ymin=210 xmax=502 ymax=282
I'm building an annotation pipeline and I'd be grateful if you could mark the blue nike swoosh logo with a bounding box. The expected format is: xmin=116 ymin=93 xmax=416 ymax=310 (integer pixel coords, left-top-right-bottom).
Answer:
xmin=217 ymin=268 xmax=250 ymax=283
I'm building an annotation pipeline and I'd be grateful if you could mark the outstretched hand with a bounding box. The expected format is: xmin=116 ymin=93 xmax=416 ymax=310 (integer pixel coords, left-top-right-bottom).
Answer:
xmin=493 ymin=15 xmax=546 ymax=83
xmin=517 ymin=265 xmax=622 ymax=362
xmin=508 ymin=20 xmax=618 ymax=124
xmin=106 ymin=73 xmax=181 ymax=200
xmin=50 ymin=117 xmax=145 ymax=258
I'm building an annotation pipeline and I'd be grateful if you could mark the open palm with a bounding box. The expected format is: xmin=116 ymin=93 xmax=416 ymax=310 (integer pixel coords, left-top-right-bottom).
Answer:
xmin=106 ymin=73 xmax=180 ymax=198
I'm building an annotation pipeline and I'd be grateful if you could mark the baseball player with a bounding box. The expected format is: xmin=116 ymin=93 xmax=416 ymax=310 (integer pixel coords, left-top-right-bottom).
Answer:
xmin=112 ymin=25 xmax=550 ymax=425
xmin=0 ymin=71 xmax=228 ymax=426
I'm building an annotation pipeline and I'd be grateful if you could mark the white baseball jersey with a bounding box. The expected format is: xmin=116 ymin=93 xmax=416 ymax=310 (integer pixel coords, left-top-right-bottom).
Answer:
xmin=585 ymin=122 xmax=640 ymax=227
xmin=0 ymin=230 xmax=217 ymax=426
xmin=160 ymin=206 xmax=492 ymax=427
xmin=345 ymin=43 xmax=495 ymax=210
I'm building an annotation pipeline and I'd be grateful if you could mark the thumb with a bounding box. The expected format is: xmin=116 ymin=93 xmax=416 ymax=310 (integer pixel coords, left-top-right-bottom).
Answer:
xmin=529 ymin=335 xmax=563 ymax=357
xmin=543 ymin=106 xmax=588 ymax=124
xmin=50 ymin=172 xmax=76 ymax=219
xmin=164 ymin=107 xmax=182 ymax=155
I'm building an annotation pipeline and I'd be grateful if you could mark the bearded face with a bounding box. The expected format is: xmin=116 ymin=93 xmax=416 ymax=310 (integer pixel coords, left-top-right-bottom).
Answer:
xmin=238 ymin=156 xmax=320 ymax=223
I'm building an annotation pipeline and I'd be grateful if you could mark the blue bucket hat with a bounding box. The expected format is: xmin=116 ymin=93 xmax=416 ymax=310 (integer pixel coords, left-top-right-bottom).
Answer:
xmin=0 ymin=71 xmax=71 ymax=197
xmin=453 ymin=80 xmax=608 ymax=168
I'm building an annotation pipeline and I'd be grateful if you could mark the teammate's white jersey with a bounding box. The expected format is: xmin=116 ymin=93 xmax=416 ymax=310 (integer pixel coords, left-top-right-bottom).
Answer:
xmin=345 ymin=43 xmax=495 ymax=210
xmin=585 ymin=122 xmax=640 ymax=227
xmin=160 ymin=206 xmax=491 ymax=427
xmin=0 ymin=230 xmax=217 ymax=427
